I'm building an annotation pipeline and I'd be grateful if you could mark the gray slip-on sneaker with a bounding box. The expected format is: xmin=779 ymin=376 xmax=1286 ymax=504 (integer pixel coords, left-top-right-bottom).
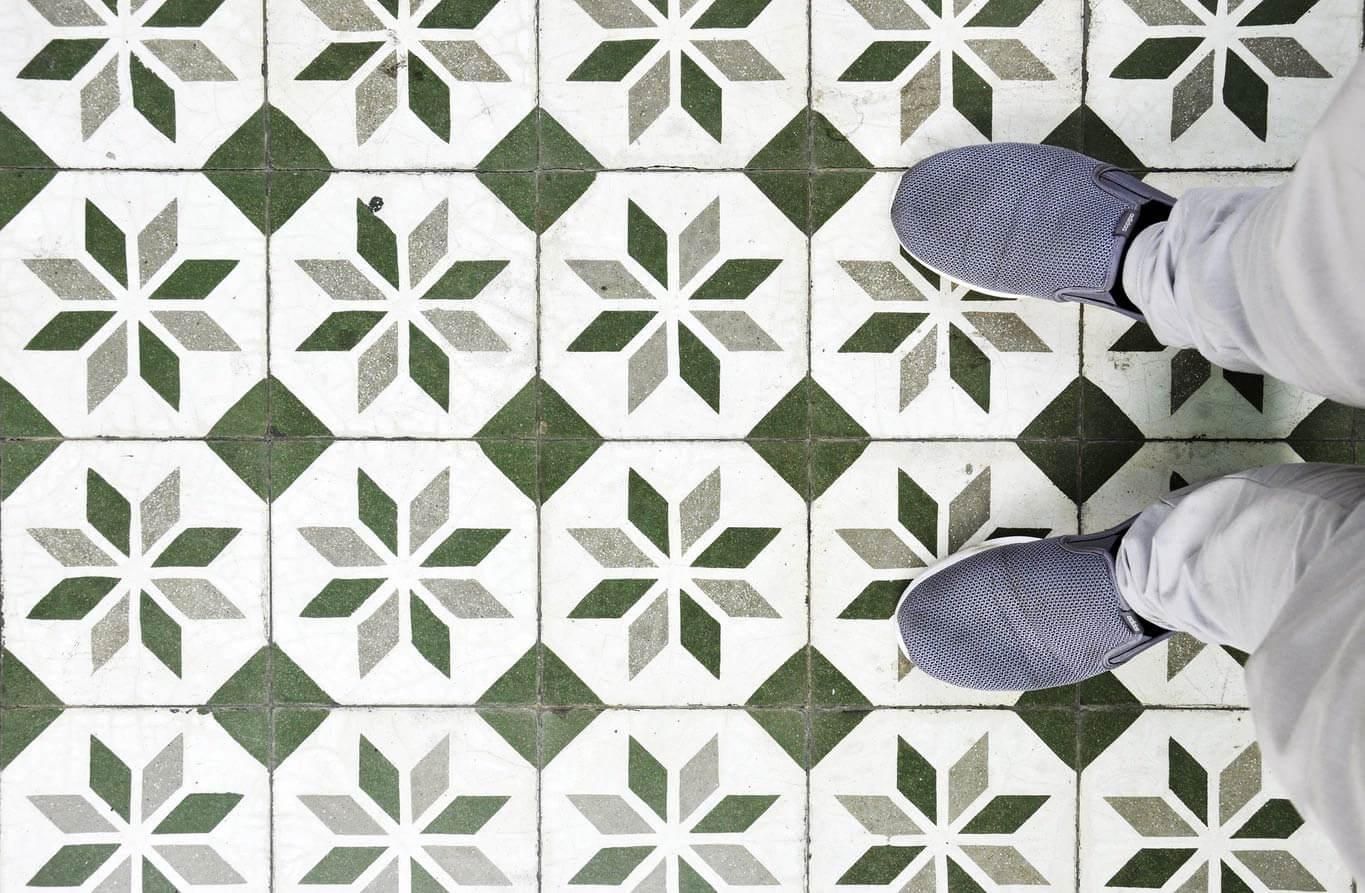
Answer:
xmin=894 ymin=519 xmax=1172 ymax=691
xmin=890 ymin=143 xmax=1173 ymax=320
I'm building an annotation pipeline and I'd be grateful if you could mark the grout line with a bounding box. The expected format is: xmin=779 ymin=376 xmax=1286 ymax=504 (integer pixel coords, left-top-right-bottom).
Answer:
xmin=261 ymin=0 xmax=276 ymax=889
xmin=0 ymin=163 xmax=1301 ymax=175
xmin=804 ymin=0 xmax=816 ymax=886
xmin=1 ymin=434 xmax=1335 ymax=444
xmin=0 ymin=380 xmax=5 ymax=868
xmin=3 ymin=701 xmax=1253 ymax=712
xmin=532 ymin=0 xmax=546 ymax=883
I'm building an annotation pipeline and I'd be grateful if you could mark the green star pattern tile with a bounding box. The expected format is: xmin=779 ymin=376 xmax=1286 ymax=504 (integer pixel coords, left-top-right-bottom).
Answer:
xmin=0 ymin=0 xmax=1360 ymax=889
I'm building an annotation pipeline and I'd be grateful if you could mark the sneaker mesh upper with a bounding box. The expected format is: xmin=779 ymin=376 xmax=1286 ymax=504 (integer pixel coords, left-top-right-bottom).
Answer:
xmin=896 ymin=538 xmax=1139 ymax=690
xmin=890 ymin=143 xmax=1131 ymax=299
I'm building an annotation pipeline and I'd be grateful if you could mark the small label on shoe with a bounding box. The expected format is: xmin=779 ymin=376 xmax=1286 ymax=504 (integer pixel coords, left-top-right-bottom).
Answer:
xmin=1114 ymin=209 xmax=1137 ymax=237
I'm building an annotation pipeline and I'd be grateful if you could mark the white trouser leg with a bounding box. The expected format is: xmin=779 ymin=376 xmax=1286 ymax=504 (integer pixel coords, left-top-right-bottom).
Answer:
xmin=1122 ymin=52 xmax=1365 ymax=406
xmin=1116 ymin=463 xmax=1365 ymax=879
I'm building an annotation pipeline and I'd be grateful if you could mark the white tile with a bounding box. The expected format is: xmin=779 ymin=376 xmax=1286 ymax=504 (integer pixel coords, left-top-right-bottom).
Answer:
xmin=541 ymin=172 xmax=808 ymax=438
xmin=0 ymin=172 xmax=266 ymax=436
xmin=0 ymin=709 xmax=269 ymax=891
xmin=542 ymin=709 xmax=806 ymax=890
xmin=540 ymin=0 xmax=808 ymax=167
xmin=266 ymin=0 xmax=536 ymax=169
xmin=541 ymin=442 xmax=808 ymax=705
xmin=812 ymin=441 xmax=1077 ymax=705
xmin=1 ymin=441 xmax=268 ymax=704
xmin=269 ymin=173 xmax=536 ymax=437
xmin=273 ymin=708 xmax=538 ymax=892
xmin=812 ymin=709 xmax=1078 ymax=891
xmin=272 ymin=441 xmax=538 ymax=704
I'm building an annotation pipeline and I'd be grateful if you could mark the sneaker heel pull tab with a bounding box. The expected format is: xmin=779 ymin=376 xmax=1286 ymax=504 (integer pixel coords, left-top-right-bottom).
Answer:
xmin=1113 ymin=209 xmax=1138 ymax=238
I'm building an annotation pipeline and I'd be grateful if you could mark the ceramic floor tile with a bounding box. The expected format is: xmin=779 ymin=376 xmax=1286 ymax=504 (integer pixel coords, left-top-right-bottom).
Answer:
xmin=539 ymin=0 xmax=808 ymax=167
xmin=0 ymin=708 xmax=270 ymax=891
xmin=812 ymin=0 xmax=1083 ymax=166
xmin=540 ymin=173 xmax=808 ymax=438
xmin=266 ymin=0 xmax=536 ymax=170
xmin=1 ymin=441 xmax=268 ymax=705
xmin=541 ymin=709 xmax=807 ymax=890
xmin=1081 ymin=438 xmax=1305 ymax=532
xmin=0 ymin=171 xmax=267 ymax=437
xmin=1080 ymin=440 xmax=1311 ymax=708
xmin=1082 ymin=170 xmax=1329 ymax=439
xmin=273 ymin=708 xmax=538 ymax=891
xmin=0 ymin=0 xmax=264 ymax=168
xmin=541 ymin=442 xmax=807 ymax=706
xmin=812 ymin=441 xmax=1078 ymax=706
xmin=1085 ymin=0 xmax=1363 ymax=167
xmin=811 ymin=709 xmax=1078 ymax=891
xmin=812 ymin=172 xmax=1081 ymax=437
xmin=269 ymin=173 xmax=537 ymax=437
xmin=1081 ymin=710 xmax=1354 ymax=891
xmin=272 ymin=441 xmax=538 ymax=704
xmin=3 ymin=0 xmax=1361 ymax=887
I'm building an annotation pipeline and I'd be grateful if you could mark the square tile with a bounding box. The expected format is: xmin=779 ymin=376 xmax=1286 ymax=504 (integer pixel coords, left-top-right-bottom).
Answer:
xmin=540 ymin=173 xmax=809 ymax=438
xmin=271 ymin=441 xmax=538 ymax=704
xmin=1079 ymin=440 xmax=1309 ymax=707
xmin=812 ymin=0 xmax=1083 ymax=166
xmin=1085 ymin=0 xmax=1363 ymax=167
xmin=539 ymin=0 xmax=808 ymax=167
xmin=811 ymin=709 xmax=1078 ymax=890
xmin=0 ymin=171 xmax=267 ymax=437
xmin=1084 ymin=311 xmax=1325 ymax=439
xmin=541 ymin=709 xmax=807 ymax=890
xmin=1081 ymin=710 xmax=1353 ymax=891
xmin=541 ymin=442 xmax=808 ymax=705
xmin=812 ymin=442 xmax=1078 ymax=705
xmin=273 ymin=708 xmax=538 ymax=891
xmin=1 ymin=441 xmax=268 ymax=705
xmin=0 ymin=0 xmax=264 ymax=168
xmin=269 ymin=173 xmax=537 ymax=437
xmin=1081 ymin=438 xmax=1304 ymax=531
xmin=266 ymin=0 xmax=536 ymax=169
xmin=0 ymin=708 xmax=269 ymax=890
xmin=1082 ymin=169 xmax=1328 ymax=439
xmin=812 ymin=172 xmax=1081 ymax=437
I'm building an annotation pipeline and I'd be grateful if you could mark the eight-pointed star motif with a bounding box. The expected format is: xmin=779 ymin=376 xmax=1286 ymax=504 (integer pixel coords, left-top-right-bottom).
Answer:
xmin=566 ymin=197 xmax=783 ymax=413
xmin=298 ymin=466 xmax=512 ymax=678
xmin=835 ymin=733 xmax=1052 ymax=888
xmin=25 ymin=467 xmax=243 ymax=676
xmin=22 ymin=198 xmax=242 ymax=413
xmin=1109 ymin=320 xmax=1267 ymax=415
xmin=836 ymin=0 xmax=1058 ymax=141
xmin=297 ymin=734 xmax=513 ymax=889
xmin=835 ymin=466 xmax=1055 ymax=679
xmin=26 ymin=734 xmax=246 ymax=889
xmin=565 ymin=0 xmax=784 ymax=141
xmin=295 ymin=198 xmax=512 ymax=413
xmin=294 ymin=0 xmax=512 ymax=143
xmin=838 ymin=247 xmax=1051 ymax=412
xmin=1109 ymin=0 xmax=1330 ymax=140
xmin=567 ymin=734 xmax=782 ymax=887
xmin=1106 ymin=739 xmax=1324 ymax=890
xmin=17 ymin=0 xmax=237 ymax=140
xmin=567 ymin=466 xmax=781 ymax=679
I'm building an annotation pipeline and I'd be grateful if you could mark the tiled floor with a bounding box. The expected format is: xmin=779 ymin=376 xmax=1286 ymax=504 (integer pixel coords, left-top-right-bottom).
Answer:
xmin=0 ymin=0 xmax=1361 ymax=889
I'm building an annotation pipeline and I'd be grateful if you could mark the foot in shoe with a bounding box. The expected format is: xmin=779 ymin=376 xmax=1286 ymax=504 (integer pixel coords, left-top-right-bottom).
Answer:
xmin=890 ymin=143 xmax=1172 ymax=320
xmin=894 ymin=519 xmax=1171 ymax=691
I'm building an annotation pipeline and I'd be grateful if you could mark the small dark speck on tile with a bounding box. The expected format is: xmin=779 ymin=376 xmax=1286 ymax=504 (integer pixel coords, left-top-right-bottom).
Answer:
xmin=368 ymin=196 xmax=384 ymax=213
